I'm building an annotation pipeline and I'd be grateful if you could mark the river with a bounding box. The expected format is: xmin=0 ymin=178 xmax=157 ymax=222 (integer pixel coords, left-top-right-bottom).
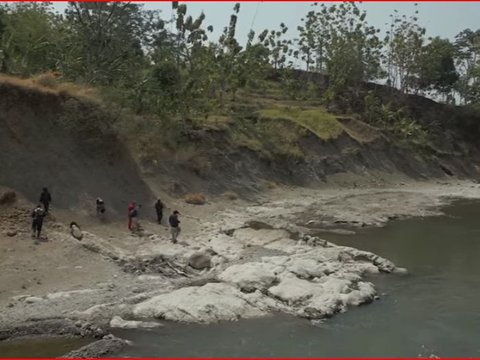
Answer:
xmin=2 ymin=200 xmax=480 ymax=357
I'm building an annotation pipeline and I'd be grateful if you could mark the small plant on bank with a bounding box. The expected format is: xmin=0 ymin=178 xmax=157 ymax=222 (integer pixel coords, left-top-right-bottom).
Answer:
xmin=185 ymin=193 xmax=207 ymax=205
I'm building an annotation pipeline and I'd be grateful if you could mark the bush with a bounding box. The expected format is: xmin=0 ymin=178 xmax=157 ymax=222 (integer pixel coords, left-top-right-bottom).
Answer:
xmin=185 ymin=193 xmax=207 ymax=205
xmin=223 ymin=191 xmax=238 ymax=200
xmin=0 ymin=191 xmax=16 ymax=205
xmin=32 ymin=71 xmax=59 ymax=89
xmin=363 ymin=91 xmax=428 ymax=143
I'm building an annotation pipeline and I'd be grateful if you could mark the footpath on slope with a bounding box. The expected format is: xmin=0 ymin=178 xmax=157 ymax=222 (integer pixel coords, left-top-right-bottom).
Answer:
xmin=1 ymin=179 xmax=480 ymax=357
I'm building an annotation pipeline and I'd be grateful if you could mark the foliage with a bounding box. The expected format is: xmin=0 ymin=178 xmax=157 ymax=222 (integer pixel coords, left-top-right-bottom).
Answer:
xmin=416 ymin=37 xmax=459 ymax=99
xmin=0 ymin=0 xmax=478 ymax=156
xmin=363 ymin=91 xmax=428 ymax=143
xmin=259 ymin=106 xmax=344 ymax=140
xmin=454 ymin=29 xmax=480 ymax=104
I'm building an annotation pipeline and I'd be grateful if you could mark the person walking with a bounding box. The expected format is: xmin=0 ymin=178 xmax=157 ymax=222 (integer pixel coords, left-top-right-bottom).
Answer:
xmin=154 ymin=199 xmax=164 ymax=225
xmin=96 ymin=198 xmax=106 ymax=216
xmin=168 ymin=210 xmax=181 ymax=244
xmin=128 ymin=202 xmax=138 ymax=231
xmin=39 ymin=187 xmax=52 ymax=214
xmin=31 ymin=204 xmax=46 ymax=239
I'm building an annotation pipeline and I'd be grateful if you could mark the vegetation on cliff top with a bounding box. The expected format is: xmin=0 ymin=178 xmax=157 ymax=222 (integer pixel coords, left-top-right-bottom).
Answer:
xmin=1 ymin=2 xmax=479 ymax=161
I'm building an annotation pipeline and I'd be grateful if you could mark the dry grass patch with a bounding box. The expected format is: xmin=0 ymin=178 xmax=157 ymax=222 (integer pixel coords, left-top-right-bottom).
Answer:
xmin=259 ymin=106 xmax=344 ymax=140
xmin=222 ymin=191 xmax=238 ymax=200
xmin=0 ymin=73 xmax=98 ymax=101
xmin=185 ymin=193 xmax=207 ymax=205
xmin=0 ymin=191 xmax=16 ymax=205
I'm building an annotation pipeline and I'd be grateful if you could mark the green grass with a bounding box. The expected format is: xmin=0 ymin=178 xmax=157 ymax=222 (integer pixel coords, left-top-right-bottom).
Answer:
xmin=259 ymin=106 xmax=344 ymax=140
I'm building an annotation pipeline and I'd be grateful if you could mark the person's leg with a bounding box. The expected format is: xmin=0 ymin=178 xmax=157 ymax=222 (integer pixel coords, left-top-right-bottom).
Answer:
xmin=171 ymin=227 xmax=177 ymax=242
xmin=37 ymin=222 xmax=43 ymax=238
xmin=32 ymin=221 xmax=36 ymax=237
xmin=156 ymin=211 xmax=161 ymax=224
xmin=128 ymin=217 xmax=132 ymax=230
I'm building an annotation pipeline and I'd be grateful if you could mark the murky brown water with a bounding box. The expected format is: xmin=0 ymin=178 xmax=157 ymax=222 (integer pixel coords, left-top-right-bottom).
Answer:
xmin=0 ymin=336 xmax=91 ymax=357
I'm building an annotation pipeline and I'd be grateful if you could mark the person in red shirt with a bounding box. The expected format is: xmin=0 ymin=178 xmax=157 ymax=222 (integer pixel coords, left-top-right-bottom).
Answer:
xmin=127 ymin=202 xmax=136 ymax=230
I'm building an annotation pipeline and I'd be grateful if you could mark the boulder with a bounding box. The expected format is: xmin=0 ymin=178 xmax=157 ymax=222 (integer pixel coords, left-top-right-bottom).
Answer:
xmin=219 ymin=262 xmax=278 ymax=291
xmin=70 ymin=222 xmax=83 ymax=240
xmin=132 ymin=283 xmax=266 ymax=323
xmin=109 ymin=316 xmax=162 ymax=329
xmin=189 ymin=252 xmax=211 ymax=270
xmin=25 ymin=296 xmax=44 ymax=304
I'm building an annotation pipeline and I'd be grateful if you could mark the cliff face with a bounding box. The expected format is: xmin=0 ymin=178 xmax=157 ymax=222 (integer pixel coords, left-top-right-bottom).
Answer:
xmin=0 ymin=79 xmax=154 ymax=214
xmin=1 ymin=76 xmax=480 ymax=214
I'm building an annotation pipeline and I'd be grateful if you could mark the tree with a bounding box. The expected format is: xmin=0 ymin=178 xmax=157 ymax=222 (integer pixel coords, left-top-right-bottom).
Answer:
xmin=384 ymin=5 xmax=426 ymax=93
xmin=63 ymin=2 xmax=149 ymax=84
xmin=0 ymin=2 xmax=63 ymax=75
xmin=454 ymin=28 xmax=480 ymax=104
xmin=416 ymin=37 xmax=458 ymax=100
xmin=311 ymin=2 xmax=383 ymax=96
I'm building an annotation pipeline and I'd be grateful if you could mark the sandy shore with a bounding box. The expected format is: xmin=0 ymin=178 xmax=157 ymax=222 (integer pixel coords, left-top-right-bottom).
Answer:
xmin=1 ymin=179 xmax=480 ymax=356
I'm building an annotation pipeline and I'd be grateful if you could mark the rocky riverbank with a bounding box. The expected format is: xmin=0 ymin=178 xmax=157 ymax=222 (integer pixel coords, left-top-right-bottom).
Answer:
xmin=1 ymin=180 xmax=480 ymax=357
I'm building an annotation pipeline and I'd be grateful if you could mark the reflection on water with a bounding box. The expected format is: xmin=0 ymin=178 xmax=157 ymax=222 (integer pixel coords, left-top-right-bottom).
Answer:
xmin=113 ymin=200 xmax=480 ymax=357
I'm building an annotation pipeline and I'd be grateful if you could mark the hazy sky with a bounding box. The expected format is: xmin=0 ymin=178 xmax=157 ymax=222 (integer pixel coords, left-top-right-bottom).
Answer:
xmin=52 ymin=2 xmax=480 ymax=45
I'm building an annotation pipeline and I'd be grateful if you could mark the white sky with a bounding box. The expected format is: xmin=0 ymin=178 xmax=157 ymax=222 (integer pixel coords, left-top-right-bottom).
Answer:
xmin=51 ymin=1 xmax=480 ymax=46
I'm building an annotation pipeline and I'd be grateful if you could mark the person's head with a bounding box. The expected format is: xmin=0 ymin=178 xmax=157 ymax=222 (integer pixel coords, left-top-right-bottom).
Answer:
xmin=173 ymin=210 xmax=179 ymax=215
xmin=42 ymin=187 xmax=48 ymax=192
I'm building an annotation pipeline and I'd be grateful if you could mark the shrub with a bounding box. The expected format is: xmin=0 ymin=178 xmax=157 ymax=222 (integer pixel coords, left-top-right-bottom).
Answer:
xmin=0 ymin=191 xmax=16 ymax=205
xmin=223 ymin=191 xmax=238 ymax=200
xmin=185 ymin=193 xmax=207 ymax=205
xmin=32 ymin=71 xmax=59 ymax=89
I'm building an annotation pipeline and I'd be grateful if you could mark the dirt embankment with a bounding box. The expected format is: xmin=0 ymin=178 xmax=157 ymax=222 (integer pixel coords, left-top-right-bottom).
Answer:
xmin=2 ymin=76 xmax=480 ymax=211
xmin=0 ymin=80 xmax=155 ymax=216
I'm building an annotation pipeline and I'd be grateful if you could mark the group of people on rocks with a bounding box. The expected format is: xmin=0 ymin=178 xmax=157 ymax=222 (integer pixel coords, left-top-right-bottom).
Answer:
xmin=31 ymin=188 xmax=181 ymax=243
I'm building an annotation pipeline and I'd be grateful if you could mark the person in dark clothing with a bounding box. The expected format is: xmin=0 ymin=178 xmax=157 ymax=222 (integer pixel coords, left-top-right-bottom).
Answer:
xmin=154 ymin=199 xmax=164 ymax=225
xmin=96 ymin=197 xmax=106 ymax=216
xmin=168 ymin=210 xmax=181 ymax=243
xmin=39 ymin=187 xmax=52 ymax=213
xmin=31 ymin=204 xmax=46 ymax=239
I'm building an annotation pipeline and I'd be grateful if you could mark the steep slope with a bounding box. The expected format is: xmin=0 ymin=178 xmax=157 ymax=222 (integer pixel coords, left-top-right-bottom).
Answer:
xmin=0 ymin=78 xmax=155 ymax=215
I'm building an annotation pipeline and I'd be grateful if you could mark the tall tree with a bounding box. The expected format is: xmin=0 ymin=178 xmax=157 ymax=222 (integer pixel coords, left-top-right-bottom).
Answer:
xmin=416 ymin=37 xmax=458 ymax=100
xmin=454 ymin=29 xmax=480 ymax=104
xmin=0 ymin=2 xmax=62 ymax=75
xmin=384 ymin=4 xmax=426 ymax=93
xmin=63 ymin=2 xmax=148 ymax=84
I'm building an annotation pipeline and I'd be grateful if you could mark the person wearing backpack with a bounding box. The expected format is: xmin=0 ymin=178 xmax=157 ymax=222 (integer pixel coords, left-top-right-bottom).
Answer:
xmin=128 ymin=202 xmax=138 ymax=231
xmin=31 ymin=204 xmax=46 ymax=239
xmin=96 ymin=197 xmax=106 ymax=217
xmin=39 ymin=187 xmax=52 ymax=214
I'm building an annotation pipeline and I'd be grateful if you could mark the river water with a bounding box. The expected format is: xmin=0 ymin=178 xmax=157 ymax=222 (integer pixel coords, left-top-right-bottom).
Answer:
xmin=113 ymin=199 xmax=480 ymax=358
xmin=2 ymin=200 xmax=480 ymax=357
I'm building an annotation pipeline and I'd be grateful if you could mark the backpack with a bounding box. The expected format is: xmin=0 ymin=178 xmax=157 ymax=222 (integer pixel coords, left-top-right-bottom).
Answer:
xmin=33 ymin=207 xmax=45 ymax=220
xmin=129 ymin=208 xmax=138 ymax=218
